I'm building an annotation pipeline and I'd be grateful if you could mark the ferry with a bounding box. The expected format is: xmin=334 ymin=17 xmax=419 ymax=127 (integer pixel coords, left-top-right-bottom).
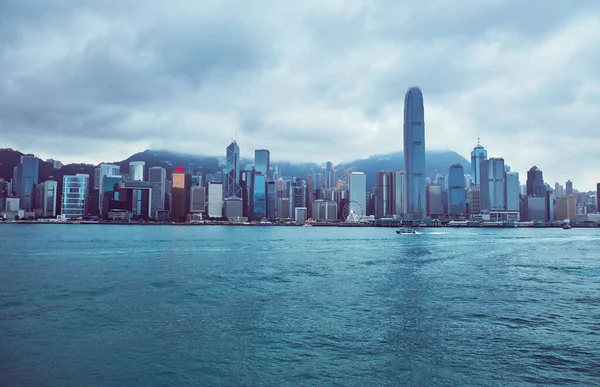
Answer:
xmin=396 ymin=228 xmax=417 ymax=234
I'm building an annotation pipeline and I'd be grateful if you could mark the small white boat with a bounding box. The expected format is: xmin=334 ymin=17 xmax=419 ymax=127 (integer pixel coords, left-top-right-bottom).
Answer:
xmin=396 ymin=228 xmax=416 ymax=234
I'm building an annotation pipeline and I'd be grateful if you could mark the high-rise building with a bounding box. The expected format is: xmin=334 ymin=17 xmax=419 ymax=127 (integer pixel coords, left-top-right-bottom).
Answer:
xmin=171 ymin=168 xmax=191 ymax=222
xmin=149 ymin=167 xmax=166 ymax=218
xmin=448 ymin=164 xmax=466 ymax=215
xmin=403 ymin=86 xmax=426 ymax=220
xmin=376 ymin=171 xmax=393 ymax=218
xmin=129 ymin=161 xmax=145 ymax=181
xmin=555 ymin=195 xmax=576 ymax=222
xmin=15 ymin=156 xmax=39 ymax=211
xmin=470 ymin=140 xmax=487 ymax=186
xmin=566 ymin=180 xmax=573 ymax=195
xmin=189 ymin=186 xmax=206 ymax=214
xmin=480 ymin=158 xmax=506 ymax=211
xmin=326 ymin=161 xmax=334 ymax=189
xmin=252 ymin=172 xmax=266 ymax=220
xmin=254 ymin=150 xmax=270 ymax=180
xmin=469 ymin=185 xmax=481 ymax=214
xmin=545 ymin=184 xmax=555 ymax=221
xmin=554 ymin=182 xmax=564 ymax=198
xmin=41 ymin=180 xmax=58 ymax=218
xmin=267 ymin=181 xmax=276 ymax=219
xmin=225 ymin=141 xmax=242 ymax=198
xmin=349 ymin=172 xmax=366 ymax=218
xmin=61 ymin=174 xmax=89 ymax=219
xmin=208 ymin=182 xmax=223 ymax=218
xmin=505 ymin=172 xmax=520 ymax=211
xmin=393 ymin=170 xmax=406 ymax=217
xmin=426 ymin=184 xmax=443 ymax=217
xmin=526 ymin=166 xmax=545 ymax=196
xmin=97 ymin=164 xmax=120 ymax=214
xmin=290 ymin=178 xmax=307 ymax=217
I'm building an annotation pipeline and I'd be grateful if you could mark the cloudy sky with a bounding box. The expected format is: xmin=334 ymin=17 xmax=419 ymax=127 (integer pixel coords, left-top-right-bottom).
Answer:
xmin=1 ymin=1 xmax=599 ymax=190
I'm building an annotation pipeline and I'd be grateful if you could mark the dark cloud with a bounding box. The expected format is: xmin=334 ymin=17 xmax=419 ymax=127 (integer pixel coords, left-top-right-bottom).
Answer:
xmin=1 ymin=0 xmax=600 ymax=189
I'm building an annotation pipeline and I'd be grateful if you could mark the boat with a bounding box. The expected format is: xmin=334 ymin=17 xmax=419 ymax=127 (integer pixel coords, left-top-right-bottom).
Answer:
xmin=303 ymin=223 xmax=313 ymax=227
xmin=396 ymin=228 xmax=416 ymax=234
xmin=562 ymin=224 xmax=571 ymax=229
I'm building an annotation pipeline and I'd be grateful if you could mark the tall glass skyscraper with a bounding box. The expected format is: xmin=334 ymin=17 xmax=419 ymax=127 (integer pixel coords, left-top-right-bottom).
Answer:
xmin=254 ymin=150 xmax=270 ymax=180
xmin=448 ymin=164 xmax=466 ymax=215
xmin=403 ymin=87 xmax=426 ymax=220
xmin=480 ymin=158 xmax=506 ymax=211
xmin=226 ymin=141 xmax=242 ymax=198
xmin=470 ymin=140 xmax=487 ymax=185
xmin=16 ymin=156 xmax=39 ymax=211
xmin=252 ymin=172 xmax=266 ymax=220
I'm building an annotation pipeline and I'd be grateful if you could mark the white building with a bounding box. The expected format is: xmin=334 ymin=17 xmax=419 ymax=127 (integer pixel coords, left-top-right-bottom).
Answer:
xmin=208 ymin=182 xmax=223 ymax=218
xmin=349 ymin=172 xmax=366 ymax=218
xmin=129 ymin=161 xmax=145 ymax=181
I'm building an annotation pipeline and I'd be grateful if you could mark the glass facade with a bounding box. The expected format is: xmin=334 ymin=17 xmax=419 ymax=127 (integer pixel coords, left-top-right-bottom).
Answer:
xmin=290 ymin=178 xmax=306 ymax=217
xmin=505 ymin=172 xmax=520 ymax=211
xmin=526 ymin=166 xmax=544 ymax=196
xmin=267 ymin=181 xmax=276 ymax=219
xmin=17 ymin=156 xmax=40 ymax=211
xmin=252 ymin=173 xmax=266 ymax=220
xmin=448 ymin=164 xmax=466 ymax=215
xmin=225 ymin=142 xmax=242 ymax=198
xmin=480 ymin=158 xmax=506 ymax=211
xmin=470 ymin=143 xmax=487 ymax=186
xmin=403 ymin=87 xmax=426 ymax=220
xmin=349 ymin=172 xmax=366 ymax=217
xmin=254 ymin=150 xmax=270 ymax=180
xmin=149 ymin=167 xmax=166 ymax=218
xmin=61 ymin=174 xmax=89 ymax=219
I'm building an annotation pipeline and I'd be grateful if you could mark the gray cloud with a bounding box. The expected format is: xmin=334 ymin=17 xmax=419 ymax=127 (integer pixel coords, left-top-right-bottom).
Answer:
xmin=1 ymin=0 xmax=600 ymax=189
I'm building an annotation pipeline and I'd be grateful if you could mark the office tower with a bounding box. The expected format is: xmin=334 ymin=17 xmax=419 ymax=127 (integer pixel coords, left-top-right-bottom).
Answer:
xmin=149 ymin=167 xmax=166 ymax=218
xmin=566 ymin=180 xmax=573 ymax=195
xmin=470 ymin=139 xmax=488 ymax=186
xmin=277 ymin=197 xmax=290 ymax=219
xmin=208 ymin=182 xmax=223 ymax=218
xmin=294 ymin=207 xmax=308 ymax=222
xmin=448 ymin=164 xmax=466 ymax=215
xmin=480 ymin=158 xmax=506 ymax=211
xmin=469 ymin=185 xmax=481 ymax=214
xmin=505 ymin=172 xmax=520 ymax=211
xmin=254 ymin=150 xmax=270 ymax=180
xmin=326 ymin=161 xmax=334 ymax=189
xmin=97 ymin=164 xmax=121 ymax=213
xmin=225 ymin=141 xmax=242 ymax=198
xmin=426 ymin=184 xmax=443 ymax=217
xmin=525 ymin=196 xmax=547 ymax=221
xmin=190 ymin=186 xmax=206 ymax=214
xmin=267 ymin=181 xmax=276 ymax=219
xmin=554 ymin=182 xmax=564 ymax=198
xmin=526 ymin=166 xmax=544 ymax=196
xmin=100 ymin=175 xmax=123 ymax=217
xmin=40 ymin=180 xmax=58 ymax=217
xmin=252 ymin=172 xmax=266 ymax=220
xmin=129 ymin=161 xmax=145 ymax=181
xmin=171 ymin=168 xmax=191 ymax=222
xmin=290 ymin=178 xmax=307 ymax=217
xmin=61 ymin=174 xmax=89 ymax=219
xmin=376 ymin=171 xmax=397 ymax=218
xmin=403 ymin=86 xmax=426 ymax=220
xmin=224 ymin=197 xmax=243 ymax=220
xmin=305 ymin=174 xmax=314 ymax=219
xmin=556 ymin=196 xmax=577 ymax=222
xmin=393 ymin=170 xmax=406 ymax=216
xmin=15 ymin=156 xmax=39 ymax=211
xmin=349 ymin=172 xmax=366 ymax=218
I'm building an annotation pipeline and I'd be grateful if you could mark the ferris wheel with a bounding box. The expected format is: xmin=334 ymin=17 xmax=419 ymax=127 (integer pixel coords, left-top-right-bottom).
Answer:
xmin=342 ymin=201 xmax=364 ymax=223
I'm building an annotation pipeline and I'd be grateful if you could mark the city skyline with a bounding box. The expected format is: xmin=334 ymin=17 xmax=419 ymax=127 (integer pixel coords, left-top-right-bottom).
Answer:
xmin=2 ymin=2 xmax=600 ymax=189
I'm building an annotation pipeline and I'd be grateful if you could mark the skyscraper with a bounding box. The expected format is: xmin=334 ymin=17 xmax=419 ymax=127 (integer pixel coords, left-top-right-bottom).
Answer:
xmin=448 ymin=164 xmax=466 ymax=215
xmin=252 ymin=172 xmax=266 ymax=220
xmin=566 ymin=180 xmax=573 ymax=195
xmin=393 ymin=170 xmax=406 ymax=217
xmin=290 ymin=178 xmax=307 ymax=217
xmin=349 ymin=172 xmax=366 ymax=218
xmin=97 ymin=163 xmax=120 ymax=214
xmin=526 ymin=166 xmax=544 ymax=196
xmin=505 ymin=172 xmax=520 ymax=212
xmin=171 ymin=168 xmax=191 ymax=222
xmin=61 ymin=174 xmax=89 ymax=219
xmin=470 ymin=140 xmax=487 ymax=185
xmin=149 ymin=167 xmax=166 ymax=218
xmin=225 ymin=141 xmax=242 ymax=198
xmin=403 ymin=87 xmax=426 ymax=220
xmin=15 ymin=156 xmax=39 ymax=211
xmin=254 ymin=150 xmax=270 ymax=180
xmin=480 ymin=158 xmax=506 ymax=211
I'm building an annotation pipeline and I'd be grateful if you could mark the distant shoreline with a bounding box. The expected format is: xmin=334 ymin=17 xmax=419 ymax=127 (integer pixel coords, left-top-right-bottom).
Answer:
xmin=1 ymin=221 xmax=596 ymax=229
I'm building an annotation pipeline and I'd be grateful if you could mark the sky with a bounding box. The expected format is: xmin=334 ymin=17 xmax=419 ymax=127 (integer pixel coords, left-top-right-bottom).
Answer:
xmin=1 ymin=1 xmax=599 ymax=190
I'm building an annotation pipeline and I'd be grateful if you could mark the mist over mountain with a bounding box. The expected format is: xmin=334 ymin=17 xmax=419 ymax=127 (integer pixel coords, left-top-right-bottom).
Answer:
xmin=1 ymin=148 xmax=469 ymax=191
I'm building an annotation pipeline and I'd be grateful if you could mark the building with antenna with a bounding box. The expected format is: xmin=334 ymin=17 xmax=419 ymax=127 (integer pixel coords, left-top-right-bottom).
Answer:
xmin=470 ymin=138 xmax=487 ymax=186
